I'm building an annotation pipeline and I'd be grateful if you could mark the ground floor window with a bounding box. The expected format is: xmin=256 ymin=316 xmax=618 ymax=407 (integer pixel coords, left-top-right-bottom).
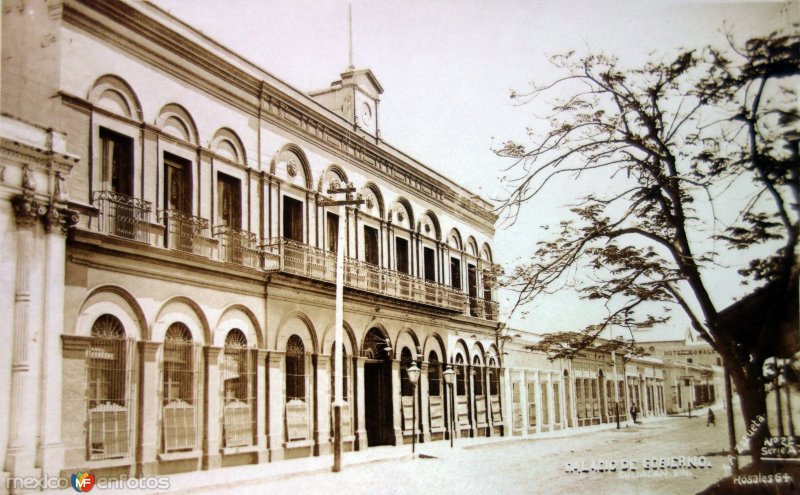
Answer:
xmin=222 ymin=329 xmax=255 ymax=448
xmin=428 ymin=353 xmax=444 ymax=429
xmin=162 ymin=323 xmax=200 ymax=453
xmin=87 ymin=314 xmax=134 ymax=460
xmin=286 ymin=335 xmax=310 ymax=442
xmin=527 ymin=380 xmax=537 ymax=428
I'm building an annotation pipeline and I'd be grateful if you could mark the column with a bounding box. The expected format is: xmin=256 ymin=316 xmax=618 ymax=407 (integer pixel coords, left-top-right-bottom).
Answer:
xmin=60 ymin=336 xmax=92 ymax=468
xmin=267 ymin=351 xmax=285 ymax=461
xmin=202 ymin=346 xmax=222 ymax=470
xmin=502 ymin=367 xmax=513 ymax=437
xmin=354 ymin=357 xmax=368 ymax=450
xmin=5 ymin=198 xmax=42 ymax=477
xmin=136 ymin=342 xmax=160 ymax=477
xmin=485 ymin=366 xmax=494 ymax=436
xmin=391 ymin=359 xmax=403 ymax=445
xmin=468 ymin=364 xmax=477 ymax=437
xmin=315 ymin=354 xmax=331 ymax=455
xmin=420 ymin=361 xmax=430 ymax=443
xmin=256 ymin=350 xmax=268 ymax=463
xmin=38 ymin=208 xmax=72 ymax=476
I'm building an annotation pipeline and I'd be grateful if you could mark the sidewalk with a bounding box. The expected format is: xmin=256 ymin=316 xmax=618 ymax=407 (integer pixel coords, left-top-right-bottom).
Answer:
xmin=43 ymin=415 xmax=672 ymax=495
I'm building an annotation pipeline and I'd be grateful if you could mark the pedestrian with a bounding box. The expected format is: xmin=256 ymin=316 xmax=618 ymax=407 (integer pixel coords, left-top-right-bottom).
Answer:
xmin=630 ymin=403 xmax=639 ymax=424
xmin=707 ymin=408 xmax=716 ymax=427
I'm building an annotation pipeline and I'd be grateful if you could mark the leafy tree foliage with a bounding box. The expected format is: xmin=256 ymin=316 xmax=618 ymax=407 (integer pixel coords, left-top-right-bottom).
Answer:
xmin=497 ymin=29 xmax=799 ymax=461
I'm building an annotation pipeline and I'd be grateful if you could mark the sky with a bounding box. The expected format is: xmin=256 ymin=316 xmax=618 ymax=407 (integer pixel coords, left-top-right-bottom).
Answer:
xmin=149 ymin=0 xmax=796 ymax=334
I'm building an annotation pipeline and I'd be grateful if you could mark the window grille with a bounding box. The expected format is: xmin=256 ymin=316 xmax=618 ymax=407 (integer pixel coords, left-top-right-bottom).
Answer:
xmin=527 ymin=381 xmax=537 ymax=427
xmin=87 ymin=314 xmax=134 ymax=460
xmin=473 ymin=356 xmax=484 ymax=396
xmin=541 ymin=382 xmax=550 ymax=425
xmin=428 ymin=353 xmax=441 ymax=397
xmin=553 ymin=382 xmax=561 ymax=424
xmin=162 ymin=323 xmax=200 ymax=453
xmin=428 ymin=353 xmax=444 ymax=429
xmin=455 ymin=355 xmax=466 ymax=396
xmin=489 ymin=358 xmax=501 ymax=422
xmin=400 ymin=348 xmax=413 ymax=397
xmin=285 ymin=335 xmax=309 ymax=441
xmin=591 ymin=378 xmax=600 ymax=418
xmin=576 ymin=378 xmax=585 ymax=420
xmin=512 ymin=382 xmax=522 ymax=430
xmin=222 ymin=329 xmax=255 ymax=448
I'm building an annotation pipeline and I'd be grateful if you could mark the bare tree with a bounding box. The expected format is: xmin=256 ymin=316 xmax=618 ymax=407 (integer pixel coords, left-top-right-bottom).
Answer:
xmin=497 ymin=29 xmax=799 ymax=462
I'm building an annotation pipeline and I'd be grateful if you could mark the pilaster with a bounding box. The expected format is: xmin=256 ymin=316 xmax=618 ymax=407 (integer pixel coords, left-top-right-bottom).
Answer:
xmin=136 ymin=341 xmax=161 ymax=477
xmin=267 ymin=351 xmax=285 ymax=461
xmin=315 ymin=354 xmax=331 ymax=455
xmin=354 ymin=357 xmax=367 ymax=450
xmin=419 ymin=362 xmax=430 ymax=443
xmin=256 ymin=349 xmax=269 ymax=463
xmin=391 ymin=359 xmax=402 ymax=445
xmin=202 ymin=346 xmax=222 ymax=470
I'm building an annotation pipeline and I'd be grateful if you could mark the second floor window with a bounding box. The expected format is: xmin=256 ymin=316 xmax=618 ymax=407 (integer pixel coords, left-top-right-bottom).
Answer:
xmin=326 ymin=212 xmax=339 ymax=252
xmin=100 ymin=128 xmax=133 ymax=196
xmin=423 ymin=247 xmax=435 ymax=282
xmin=217 ymin=173 xmax=241 ymax=229
xmin=164 ymin=153 xmax=192 ymax=214
xmin=283 ymin=196 xmax=303 ymax=242
xmin=364 ymin=225 xmax=379 ymax=266
xmin=450 ymin=258 xmax=462 ymax=290
xmin=395 ymin=237 xmax=409 ymax=274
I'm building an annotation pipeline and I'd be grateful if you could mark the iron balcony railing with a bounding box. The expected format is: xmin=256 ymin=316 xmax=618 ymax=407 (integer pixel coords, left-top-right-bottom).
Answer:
xmin=212 ymin=225 xmax=260 ymax=268
xmin=468 ymin=296 xmax=500 ymax=321
xmin=93 ymin=191 xmax=151 ymax=243
xmin=262 ymin=237 xmax=470 ymax=312
xmin=159 ymin=209 xmax=213 ymax=257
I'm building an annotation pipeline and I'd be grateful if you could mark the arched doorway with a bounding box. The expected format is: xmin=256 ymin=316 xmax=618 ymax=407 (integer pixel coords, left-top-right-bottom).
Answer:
xmin=362 ymin=328 xmax=393 ymax=446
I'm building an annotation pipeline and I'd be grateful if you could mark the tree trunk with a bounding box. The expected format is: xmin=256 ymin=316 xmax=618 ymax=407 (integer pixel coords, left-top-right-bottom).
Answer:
xmin=727 ymin=359 xmax=770 ymax=465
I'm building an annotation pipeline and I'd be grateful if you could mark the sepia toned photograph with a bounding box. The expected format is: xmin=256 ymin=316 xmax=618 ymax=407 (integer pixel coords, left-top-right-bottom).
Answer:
xmin=0 ymin=0 xmax=798 ymax=494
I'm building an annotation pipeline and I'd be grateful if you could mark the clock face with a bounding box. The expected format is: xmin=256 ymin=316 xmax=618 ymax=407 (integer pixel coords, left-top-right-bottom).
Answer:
xmin=360 ymin=102 xmax=373 ymax=124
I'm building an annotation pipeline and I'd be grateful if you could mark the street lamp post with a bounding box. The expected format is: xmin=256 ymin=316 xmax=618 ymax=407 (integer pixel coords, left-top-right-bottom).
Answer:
xmin=612 ymin=350 xmax=620 ymax=430
xmin=408 ymin=361 xmax=421 ymax=456
xmin=443 ymin=365 xmax=456 ymax=448
xmin=318 ymin=183 xmax=364 ymax=473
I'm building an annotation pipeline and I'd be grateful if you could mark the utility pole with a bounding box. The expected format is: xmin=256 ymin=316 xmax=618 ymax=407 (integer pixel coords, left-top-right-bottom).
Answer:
xmin=319 ymin=183 xmax=364 ymax=473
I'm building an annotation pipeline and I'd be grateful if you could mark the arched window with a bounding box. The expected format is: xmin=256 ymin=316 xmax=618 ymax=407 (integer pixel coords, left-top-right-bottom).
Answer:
xmin=88 ymin=314 xmax=133 ymax=460
xmin=285 ymin=335 xmax=309 ymax=441
xmin=286 ymin=335 xmax=306 ymax=401
xmin=489 ymin=357 xmax=502 ymax=423
xmin=455 ymin=354 xmax=467 ymax=396
xmin=473 ymin=355 xmax=484 ymax=396
xmin=400 ymin=347 xmax=413 ymax=397
xmin=222 ymin=329 xmax=255 ymax=448
xmin=428 ymin=352 xmax=441 ymax=397
xmin=162 ymin=322 xmax=199 ymax=453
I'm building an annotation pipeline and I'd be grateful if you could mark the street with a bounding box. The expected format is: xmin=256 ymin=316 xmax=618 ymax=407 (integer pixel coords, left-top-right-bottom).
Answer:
xmin=201 ymin=414 xmax=735 ymax=495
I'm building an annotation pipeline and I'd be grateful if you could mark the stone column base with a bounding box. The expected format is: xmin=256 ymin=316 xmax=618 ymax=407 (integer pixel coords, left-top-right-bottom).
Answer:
xmin=355 ymin=430 xmax=368 ymax=451
xmin=202 ymin=453 xmax=222 ymax=471
xmin=269 ymin=447 xmax=284 ymax=462
xmin=37 ymin=443 xmax=64 ymax=478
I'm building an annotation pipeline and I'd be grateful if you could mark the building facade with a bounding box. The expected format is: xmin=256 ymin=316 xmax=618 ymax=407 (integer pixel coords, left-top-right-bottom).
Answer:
xmin=1 ymin=0 xmax=505 ymax=487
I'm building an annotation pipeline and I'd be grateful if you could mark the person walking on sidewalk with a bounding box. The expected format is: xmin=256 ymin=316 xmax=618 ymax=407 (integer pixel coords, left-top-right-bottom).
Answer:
xmin=630 ymin=403 xmax=640 ymax=424
xmin=707 ymin=408 xmax=716 ymax=427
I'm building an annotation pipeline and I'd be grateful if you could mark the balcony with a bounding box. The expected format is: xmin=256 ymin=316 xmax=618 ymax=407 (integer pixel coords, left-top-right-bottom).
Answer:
xmin=262 ymin=237 xmax=470 ymax=313
xmin=212 ymin=225 xmax=260 ymax=268
xmin=159 ymin=209 xmax=214 ymax=258
xmin=469 ymin=296 xmax=500 ymax=321
xmin=93 ymin=191 xmax=151 ymax=243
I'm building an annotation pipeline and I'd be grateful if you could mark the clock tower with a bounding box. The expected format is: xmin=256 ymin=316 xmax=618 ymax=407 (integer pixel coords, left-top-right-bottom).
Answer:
xmin=309 ymin=68 xmax=383 ymax=137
